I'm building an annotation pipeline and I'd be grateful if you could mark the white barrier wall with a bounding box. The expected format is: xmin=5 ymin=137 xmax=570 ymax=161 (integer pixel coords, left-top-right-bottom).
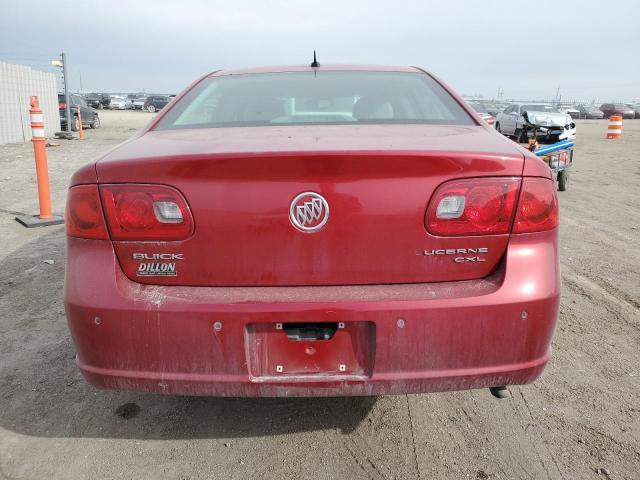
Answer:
xmin=0 ymin=62 xmax=61 ymax=145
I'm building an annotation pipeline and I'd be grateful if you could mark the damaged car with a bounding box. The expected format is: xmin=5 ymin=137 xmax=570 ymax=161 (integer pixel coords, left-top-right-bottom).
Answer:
xmin=496 ymin=103 xmax=576 ymax=143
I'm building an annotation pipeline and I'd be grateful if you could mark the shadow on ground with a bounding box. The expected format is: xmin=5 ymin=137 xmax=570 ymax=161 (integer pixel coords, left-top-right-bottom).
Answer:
xmin=0 ymin=230 xmax=375 ymax=440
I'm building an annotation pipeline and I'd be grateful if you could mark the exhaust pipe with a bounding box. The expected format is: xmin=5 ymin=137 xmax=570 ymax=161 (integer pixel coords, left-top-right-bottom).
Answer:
xmin=490 ymin=386 xmax=511 ymax=399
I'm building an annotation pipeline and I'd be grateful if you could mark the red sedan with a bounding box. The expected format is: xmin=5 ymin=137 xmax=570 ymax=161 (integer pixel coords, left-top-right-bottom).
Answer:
xmin=64 ymin=65 xmax=560 ymax=397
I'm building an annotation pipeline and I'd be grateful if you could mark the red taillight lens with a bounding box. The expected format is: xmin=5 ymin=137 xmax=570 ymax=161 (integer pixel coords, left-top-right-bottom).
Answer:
xmin=426 ymin=177 xmax=521 ymax=236
xmin=66 ymin=185 xmax=109 ymax=239
xmin=100 ymin=184 xmax=194 ymax=240
xmin=513 ymin=178 xmax=558 ymax=233
xmin=59 ymin=101 xmax=66 ymax=109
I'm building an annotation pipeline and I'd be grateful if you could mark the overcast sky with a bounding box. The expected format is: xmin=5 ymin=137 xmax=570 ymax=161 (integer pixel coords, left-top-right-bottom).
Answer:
xmin=1 ymin=0 xmax=638 ymax=101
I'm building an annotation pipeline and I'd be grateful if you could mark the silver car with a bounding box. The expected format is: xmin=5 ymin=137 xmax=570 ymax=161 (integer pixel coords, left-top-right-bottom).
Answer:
xmin=109 ymin=96 xmax=131 ymax=110
xmin=132 ymin=97 xmax=147 ymax=110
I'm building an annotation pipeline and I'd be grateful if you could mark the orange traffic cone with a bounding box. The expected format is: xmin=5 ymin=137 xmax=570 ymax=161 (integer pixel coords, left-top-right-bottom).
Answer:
xmin=76 ymin=104 xmax=84 ymax=140
xmin=606 ymin=115 xmax=622 ymax=139
xmin=14 ymin=96 xmax=64 ymax=227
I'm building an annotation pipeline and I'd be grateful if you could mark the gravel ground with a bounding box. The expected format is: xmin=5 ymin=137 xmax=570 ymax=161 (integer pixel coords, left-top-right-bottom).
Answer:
xmin=0 ymin=111 xmax=638 ymax=479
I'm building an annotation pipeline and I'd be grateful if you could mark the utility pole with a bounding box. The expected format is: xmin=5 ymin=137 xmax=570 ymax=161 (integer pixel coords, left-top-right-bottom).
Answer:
xmin=51 ymin=53 xmax=72 ymax=134
xmin=555 ymin=85 xmax=561 ymax=104
xmin=62 ymin=53 xmax=71 ymax=132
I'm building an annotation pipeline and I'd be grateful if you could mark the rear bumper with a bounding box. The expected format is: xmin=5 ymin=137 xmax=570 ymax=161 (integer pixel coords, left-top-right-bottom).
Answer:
xmin=64 ymin=230 xmax=560 ymax=397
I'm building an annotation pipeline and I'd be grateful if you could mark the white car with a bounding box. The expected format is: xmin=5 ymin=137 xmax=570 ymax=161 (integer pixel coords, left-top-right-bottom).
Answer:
xmin=495 ymin=103 xmax=576 ymax=143
xmin=109 ymin=96 xmax=131 ymax=110
xmin=557 ymin=105 xmax=580 ymax=119
xmin=132 ymin=97 xmax=147 ymax=110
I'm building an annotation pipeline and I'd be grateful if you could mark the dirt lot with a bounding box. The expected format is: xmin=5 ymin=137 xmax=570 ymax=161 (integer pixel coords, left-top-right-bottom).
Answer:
xmin=0 ymin=111 xmax=638 ymax=479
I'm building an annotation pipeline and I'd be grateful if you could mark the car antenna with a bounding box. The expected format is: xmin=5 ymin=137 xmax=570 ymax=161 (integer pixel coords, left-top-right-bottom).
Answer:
xmin=311 ymin=50 xmax=320 ymax=68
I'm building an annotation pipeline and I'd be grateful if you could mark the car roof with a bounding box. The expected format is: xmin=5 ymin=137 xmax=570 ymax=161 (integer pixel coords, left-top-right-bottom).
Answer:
xmin=209 ymin=64 xmax=423 ymax=77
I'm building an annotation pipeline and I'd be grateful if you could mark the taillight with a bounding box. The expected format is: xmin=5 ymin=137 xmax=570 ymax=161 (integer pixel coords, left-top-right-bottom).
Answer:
xmin=426 ymin=177 xmax=521 ymax=236
xmin=66 ymin=185 xmax=109 ymax=239
xmin=59 ymin=101 xmax=66 ymax=109
xmin=512 ymin=178 xmax=558 ymax=233
xmin=426 ymin=177 xmax=559 ymax=236
xmin=100 ymin=184 xmax=194 ymax=240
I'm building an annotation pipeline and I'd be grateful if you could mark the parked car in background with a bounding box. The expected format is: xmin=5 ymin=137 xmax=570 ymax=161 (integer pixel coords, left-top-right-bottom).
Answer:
xmin=599 ymin=103 xmax=635 ymax=119
xmin=471 ymin=101 xmax=502 ymax=117
xmin=575 ymin=104 xmax=604 ymax=119
xmin=495 ymin=103 xmax=576 ymax=143
xmin=626 ymin=104 xmax=640 ymax=119
xmin=469 ymin=102 xmax=495 ymax=125
xmin=557 ymin=105 xmax=580 ymax=119
xmin=97 ymin=93 xmax=111 ymax=109
xmin=83 ymin=93 xmax=102 ymax=109
xmin=132 ymin=97 xmax=147 ymax=110
xmin=494 ymin=103 xmax=510 ymax=114
xmin=109 ymin=96 xmax=132 ymax=110
xmin=64 ymin=64 xmax=560 ymax=398
xmin=58 ymin=93 xmax=100 ymax=131
xmin=143 ymin=95 xmax=171 ymax=112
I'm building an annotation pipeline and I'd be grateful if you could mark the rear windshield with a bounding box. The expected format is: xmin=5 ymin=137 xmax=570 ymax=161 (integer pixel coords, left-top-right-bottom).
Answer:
xmin=154 ymin=71 xmax=474 ymax=130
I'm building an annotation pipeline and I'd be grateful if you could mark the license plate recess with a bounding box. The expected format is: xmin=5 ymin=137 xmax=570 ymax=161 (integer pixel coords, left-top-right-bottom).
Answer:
xmin=245 ymin=321 xmax=375 ymax=379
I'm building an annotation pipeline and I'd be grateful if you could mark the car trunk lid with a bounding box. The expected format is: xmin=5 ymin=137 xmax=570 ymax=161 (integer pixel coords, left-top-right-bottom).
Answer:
xmin=96 ymin=124 xmax=525 ymax=286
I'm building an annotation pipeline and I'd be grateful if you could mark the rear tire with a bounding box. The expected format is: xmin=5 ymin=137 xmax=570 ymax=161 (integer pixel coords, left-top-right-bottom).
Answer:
xmin=90 ymin=115 xmax=100 ymax=129
xmin=557 ymin=170 xmax=568 ymax=191
xmin=495 ymin=122 xmax=502 ymax=133
xmin=147 ymin=105 xmax=156 ymax=113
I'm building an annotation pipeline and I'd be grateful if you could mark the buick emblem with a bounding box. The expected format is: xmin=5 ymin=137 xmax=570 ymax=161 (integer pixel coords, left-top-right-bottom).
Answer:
xmin=289 ymin=192 xmax=329 ymax=232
